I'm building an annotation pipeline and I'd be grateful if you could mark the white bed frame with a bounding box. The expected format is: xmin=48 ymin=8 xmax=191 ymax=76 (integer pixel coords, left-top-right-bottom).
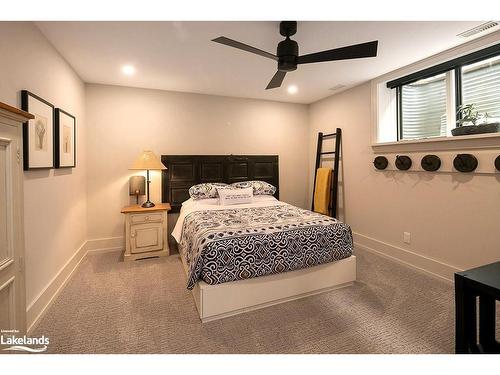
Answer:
xmin=179 ymin=253 xmax=356 ymax=322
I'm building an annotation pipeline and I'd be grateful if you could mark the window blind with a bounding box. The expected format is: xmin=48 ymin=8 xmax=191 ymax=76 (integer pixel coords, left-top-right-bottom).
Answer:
xmin=462 ymin=57 xmax=500 ymax=121
xmin=401 ymin=76 xmax=447 ymax=139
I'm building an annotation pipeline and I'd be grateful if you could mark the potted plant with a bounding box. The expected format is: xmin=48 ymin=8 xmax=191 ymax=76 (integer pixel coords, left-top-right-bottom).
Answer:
xmin=452 ymin=104 xmax=500 ymax=136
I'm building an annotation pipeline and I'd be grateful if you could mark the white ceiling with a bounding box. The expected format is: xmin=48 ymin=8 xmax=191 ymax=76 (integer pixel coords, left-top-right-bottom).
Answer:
xmin=36 ymin=21 xmax=494 ymax=104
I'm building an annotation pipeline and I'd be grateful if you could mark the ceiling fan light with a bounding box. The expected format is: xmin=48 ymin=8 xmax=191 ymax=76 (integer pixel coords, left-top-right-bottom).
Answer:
xmin=212 ymin=22 xmax=378 ymax=91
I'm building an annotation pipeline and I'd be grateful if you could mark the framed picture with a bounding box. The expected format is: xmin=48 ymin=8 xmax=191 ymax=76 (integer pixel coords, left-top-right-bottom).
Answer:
xmin=21 ymin=90 xmax=55 ymax=170
xmin=55 ymin=109 xmax=76 ymax=168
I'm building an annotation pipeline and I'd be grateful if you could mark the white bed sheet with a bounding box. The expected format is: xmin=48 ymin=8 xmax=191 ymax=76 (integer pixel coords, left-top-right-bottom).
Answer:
xmin=171 ymin=195 xmax=285 ymax=243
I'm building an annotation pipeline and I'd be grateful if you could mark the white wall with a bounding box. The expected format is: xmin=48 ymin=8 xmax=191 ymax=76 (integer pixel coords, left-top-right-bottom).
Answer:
xmin=308 ymin=82 xmax=500 ymax=280
xmin=0 ymin=23 xmax=87 ymax=308
xmin=85 ymin=84 xmax=309 ymax=240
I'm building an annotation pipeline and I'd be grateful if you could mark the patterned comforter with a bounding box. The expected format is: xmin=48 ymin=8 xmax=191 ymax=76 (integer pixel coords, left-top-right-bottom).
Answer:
xmin=179 ymin=203 xmax=353 ymax=289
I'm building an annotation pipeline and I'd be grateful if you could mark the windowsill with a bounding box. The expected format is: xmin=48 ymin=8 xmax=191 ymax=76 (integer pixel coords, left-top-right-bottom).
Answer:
xmin=372 ymin=131 xmax=500 ymax=152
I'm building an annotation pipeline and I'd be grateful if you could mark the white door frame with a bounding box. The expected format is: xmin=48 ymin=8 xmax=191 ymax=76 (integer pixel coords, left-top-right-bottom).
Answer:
xmin=0 ymin=106 xmax=29 ymax=336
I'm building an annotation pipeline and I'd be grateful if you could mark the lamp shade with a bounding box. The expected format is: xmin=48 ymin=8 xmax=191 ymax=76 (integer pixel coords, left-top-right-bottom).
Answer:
xmin=129 ymin=150 xmax=166 ymax=170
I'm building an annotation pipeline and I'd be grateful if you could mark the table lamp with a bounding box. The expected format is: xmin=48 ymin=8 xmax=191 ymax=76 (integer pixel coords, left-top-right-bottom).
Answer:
xmin=129 ymin=150 xmax=166 ymax=208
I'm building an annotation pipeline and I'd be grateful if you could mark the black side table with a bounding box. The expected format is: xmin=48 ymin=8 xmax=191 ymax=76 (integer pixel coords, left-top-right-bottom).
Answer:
xmin=455 ymin=261 xmax=500 ymax=354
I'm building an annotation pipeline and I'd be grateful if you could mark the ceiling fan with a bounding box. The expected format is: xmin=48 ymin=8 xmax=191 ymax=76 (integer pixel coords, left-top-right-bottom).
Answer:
xmin=212 ymin=21 xmax=378 ymax=90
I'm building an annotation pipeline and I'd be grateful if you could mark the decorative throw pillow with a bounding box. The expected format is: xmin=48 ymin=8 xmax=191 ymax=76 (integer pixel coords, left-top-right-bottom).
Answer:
xmin=231 ymin=180 xmax=276 ymax=196
xmin=188 ymin=183 xmax=228 ymax=200
xmin=217 ymin=187 xmax=253 ymax=206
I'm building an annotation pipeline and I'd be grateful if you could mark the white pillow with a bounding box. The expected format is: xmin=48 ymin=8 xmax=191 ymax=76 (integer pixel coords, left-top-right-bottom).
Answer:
xmin=216 ymin=187 xmax=253 ymax=206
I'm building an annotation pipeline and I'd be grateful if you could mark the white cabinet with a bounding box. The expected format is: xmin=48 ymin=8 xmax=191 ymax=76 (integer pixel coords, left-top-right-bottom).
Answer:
xmin=0 ymin=102 xmax=33 ymax=334
xmin=130 ymin=223 xmax=163 ymax=254
xmin=121 ymin=204 xmax=170 ymax=261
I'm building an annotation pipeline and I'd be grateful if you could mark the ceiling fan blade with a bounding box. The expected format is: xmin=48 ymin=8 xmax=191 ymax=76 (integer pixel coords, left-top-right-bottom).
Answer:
xmin=212 ymin=36 xmax=278 ymax=61
xmin=297 ymin=40 xmax=378 ymax=65
xmin=266 ymin=70 xmax=287 ymax=90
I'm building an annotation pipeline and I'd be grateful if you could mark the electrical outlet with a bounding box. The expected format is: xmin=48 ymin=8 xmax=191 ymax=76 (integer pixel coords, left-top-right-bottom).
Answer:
xmin=403 ymin=232 xmax=411 ymax=244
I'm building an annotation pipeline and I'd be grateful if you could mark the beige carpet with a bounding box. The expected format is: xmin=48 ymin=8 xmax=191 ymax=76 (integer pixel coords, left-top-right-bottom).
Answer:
xmin=33 ymin=248 xmax=459 ymax=354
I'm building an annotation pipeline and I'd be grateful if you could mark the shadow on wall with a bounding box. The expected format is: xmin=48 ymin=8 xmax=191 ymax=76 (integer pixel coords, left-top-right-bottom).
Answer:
xmin=54 ymin=168 xmax=73 ymax=177
xmin=451 ymin=173 xmax=475 ymax=190
xmin=23 ymin=169 xmax=50 ymax=180
xmin=24 ymin=167 xmax=73 ymax=180
xmin=381 ymin=170 xmax=483 ymax=188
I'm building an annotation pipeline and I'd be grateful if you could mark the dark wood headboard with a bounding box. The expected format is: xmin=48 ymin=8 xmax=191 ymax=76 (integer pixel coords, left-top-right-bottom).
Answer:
xmin=161 ymin=155 xmax=279 ymax=212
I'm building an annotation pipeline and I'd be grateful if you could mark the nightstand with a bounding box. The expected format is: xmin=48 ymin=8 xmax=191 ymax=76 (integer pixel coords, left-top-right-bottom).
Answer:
xmin=121 ymin=203 xmax=171 ymax=261
xmin=455 ymin=262 xmax=500 ymax=353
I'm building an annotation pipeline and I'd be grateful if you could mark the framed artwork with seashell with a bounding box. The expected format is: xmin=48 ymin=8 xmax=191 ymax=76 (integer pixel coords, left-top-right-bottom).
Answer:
xmin=55 ymin=108 xmax=76 ymax=168
xmin=21 ymin=90 xmax=55 ymax=170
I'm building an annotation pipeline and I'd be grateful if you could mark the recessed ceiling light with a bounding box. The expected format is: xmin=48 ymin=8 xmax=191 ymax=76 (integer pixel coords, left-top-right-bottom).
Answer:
xmin=121 ymin=65 xmax=135 ymax=76
xmin=287 ymin=85 xmax=298 ymax=94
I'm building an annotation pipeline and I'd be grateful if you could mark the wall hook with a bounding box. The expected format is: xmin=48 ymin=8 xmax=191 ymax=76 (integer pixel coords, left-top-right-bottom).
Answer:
xmin=373 ymin=156 xmax=388 ymax=170
xmin=453 ymin=154 xmax=478 ymax=173
xmin=421 ymin=155 xmax=441 ymax=171
xmin=395 ymin=155 xmax=412 ymax=170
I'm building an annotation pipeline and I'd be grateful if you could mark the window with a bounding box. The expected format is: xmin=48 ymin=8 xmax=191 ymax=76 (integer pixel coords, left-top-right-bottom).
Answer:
xmin=386 ymin=43 xmax=500 ymax=141
xmin=400 ymin=73 xmax=448 ymax=140
xmin=461 ymin=55 xmax=500 ymax=122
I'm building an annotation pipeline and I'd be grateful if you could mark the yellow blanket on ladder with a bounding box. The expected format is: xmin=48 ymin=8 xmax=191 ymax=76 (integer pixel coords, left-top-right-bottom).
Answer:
xmin=313 ymin=167 xmax=332 ymax=215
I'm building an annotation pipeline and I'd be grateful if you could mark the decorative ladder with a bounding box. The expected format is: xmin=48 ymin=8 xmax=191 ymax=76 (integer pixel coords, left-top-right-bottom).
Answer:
xmin=311 ymin=128 xmax=342 ymax=219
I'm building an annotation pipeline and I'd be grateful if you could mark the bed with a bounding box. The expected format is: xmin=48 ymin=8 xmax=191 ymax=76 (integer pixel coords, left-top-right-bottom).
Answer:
xmin=162 ymin=155 xmax=356 ymax=322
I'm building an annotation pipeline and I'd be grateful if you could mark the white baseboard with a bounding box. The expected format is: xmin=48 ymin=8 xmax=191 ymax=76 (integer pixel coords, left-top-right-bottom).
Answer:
xmin=86 ymin=236 xmax=124 ymax=254
xmin=26 ymin=241 xmax=88 ymax=333
xmin=26 ymin=236 xmax=125 ymax=334
xmin=353 ymin=232 xmax=462 ymax=284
